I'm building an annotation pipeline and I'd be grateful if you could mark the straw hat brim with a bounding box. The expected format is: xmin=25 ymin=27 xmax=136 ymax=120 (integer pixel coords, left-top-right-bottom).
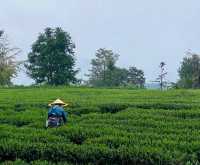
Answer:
xmin=48 ymin=99 xmax=68 ymax=107
xmin=48 ymin=103 xmax=68 ymax=107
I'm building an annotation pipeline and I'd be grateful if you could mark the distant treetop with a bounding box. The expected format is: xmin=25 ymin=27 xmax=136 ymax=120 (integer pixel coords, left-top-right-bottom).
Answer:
xmin=25 ymin=27 xmax=78 ymax=85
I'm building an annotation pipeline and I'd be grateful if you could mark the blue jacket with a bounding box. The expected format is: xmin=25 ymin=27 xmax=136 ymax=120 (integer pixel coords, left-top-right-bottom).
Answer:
xmin=48 ymin=105 xmax=67 ymax=123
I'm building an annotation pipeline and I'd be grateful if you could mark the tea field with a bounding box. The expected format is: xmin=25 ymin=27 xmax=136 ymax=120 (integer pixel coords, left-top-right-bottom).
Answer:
xmin=1 ymin=87 xmax=200 ymax=164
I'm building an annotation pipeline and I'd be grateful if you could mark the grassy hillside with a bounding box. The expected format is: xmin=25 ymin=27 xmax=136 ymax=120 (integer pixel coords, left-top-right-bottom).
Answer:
xmin=1 ymin=87 xmax=200 ymax=165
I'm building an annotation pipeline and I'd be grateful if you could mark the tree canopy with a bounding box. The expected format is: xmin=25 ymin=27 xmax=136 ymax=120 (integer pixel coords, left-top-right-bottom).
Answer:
xmin=25 ymin=27 xmax=78 ymax=85
xmin=87 ymin=48 xmax=145 ymax=87
xmin=88 ymin=48 xmax=119 ymax=86
xmin=178 ymin=52 xmax=200 ymax=88
xmin=127 ymin=66 xmax=145 ymax=88
xmin=0 ymin=31 xmax=20 ymax=86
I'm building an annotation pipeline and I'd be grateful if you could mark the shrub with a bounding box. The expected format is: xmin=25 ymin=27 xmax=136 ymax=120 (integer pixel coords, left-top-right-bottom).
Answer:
xmin=14 ymin=104 xmax=26 ymax=112
xmin=99 ymin=103 xmax=128 ymax=113
xmin=1 ymin=87 xmax=200 ymax=164
xmin=67 ymin=107 xmax=100 ymax=116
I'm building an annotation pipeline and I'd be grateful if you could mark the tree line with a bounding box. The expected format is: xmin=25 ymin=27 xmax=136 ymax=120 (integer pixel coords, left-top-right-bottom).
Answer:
xmin=87 ymin=48 xmax=145 ymax=87
xmin=0 ymin=27 xmax=199 ymax=89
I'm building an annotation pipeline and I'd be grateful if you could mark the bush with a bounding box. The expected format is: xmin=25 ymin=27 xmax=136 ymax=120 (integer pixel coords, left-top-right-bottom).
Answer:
xmin=133 ymin=103 xmax=194 ymax=110
xmin=14 ymin=104 xmax=26 ymax=112
xmin=0 ymin=159 xmax=28 ymax=165
xmin=99 ymin=103 xmax=128 ymax=113
xmin=67 ymin=107 xmax=100 ymax=116
xmin=1 ymin=87 xmax=200 ymax=164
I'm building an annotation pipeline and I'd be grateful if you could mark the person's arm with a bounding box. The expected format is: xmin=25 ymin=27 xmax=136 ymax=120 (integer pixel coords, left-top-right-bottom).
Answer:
xmin=48 ymin=108 xmax=52 ymax=118
xmin=62 ymin=111 xmax=67 ymax=123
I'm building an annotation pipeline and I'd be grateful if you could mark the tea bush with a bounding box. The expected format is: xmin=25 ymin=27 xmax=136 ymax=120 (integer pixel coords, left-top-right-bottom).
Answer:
xmin=14 ymin=103 xmax=26 ymax=112
xmin=99 ymin=103 xmax=128 ymax=113
xmin=1 ymin=87 xmax=200 ymax=164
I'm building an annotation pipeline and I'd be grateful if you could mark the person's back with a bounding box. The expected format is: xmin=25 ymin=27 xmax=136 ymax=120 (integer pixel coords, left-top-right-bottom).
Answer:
xmin=48 ymin=105 xmax=67 ymax=123
xmin=46 ymin=99 xmax=68 ymax=128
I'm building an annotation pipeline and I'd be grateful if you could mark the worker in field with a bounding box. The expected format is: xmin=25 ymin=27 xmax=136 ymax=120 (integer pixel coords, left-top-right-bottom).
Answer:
xmin=46 ymin=99 xmax=68 ymax=128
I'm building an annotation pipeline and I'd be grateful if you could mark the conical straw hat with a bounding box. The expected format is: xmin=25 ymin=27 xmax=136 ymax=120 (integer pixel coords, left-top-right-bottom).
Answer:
xmin=48 ymin=99 xmax=68 ymax=107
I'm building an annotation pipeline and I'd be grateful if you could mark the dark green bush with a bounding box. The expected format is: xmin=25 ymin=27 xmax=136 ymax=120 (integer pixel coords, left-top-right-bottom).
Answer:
xmin=14 ymin=104 xmax=26 ymax=112
xmin=134 ymin=103 xmax=194 ymax=110
xmin=1 ymin=88 xmax=200 ymax=164
xmin=68 ymin=107 xmax=100 ymax=116
xmin=0 ymin=159 xmax=28 ymax=165
xmin=99 ymin=103 xmax=129 ymax=113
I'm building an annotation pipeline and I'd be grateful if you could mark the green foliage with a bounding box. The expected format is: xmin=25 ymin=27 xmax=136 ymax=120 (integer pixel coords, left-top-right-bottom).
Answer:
xmin=99 ymin=103 xmax=128 ymax=113
xmin=127 ymin=66 xmax=145 ymax=88
xmin=88 ymin=48 xmax=119 ymax=87
xmin=178 ymin=52 xmax=200 ymax=88
xmin=67 ymin=106 xmax=100 ymax=116
xmin=1 ymin=87 xmax=200 ymax=164
xmin=87 ymin=48 xmax=145 ymax=88
xmin=0 ymin=30 xmax=20 ymax=86
xmin=14 ymin=103 xmax=26 ymax=112
xmin=25 ymin=27 xmax=78 ymax=85
xmin=0 ymin=159 xmax=28 ymax=165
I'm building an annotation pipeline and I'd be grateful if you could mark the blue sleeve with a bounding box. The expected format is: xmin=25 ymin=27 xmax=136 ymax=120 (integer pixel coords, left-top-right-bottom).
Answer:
xmin=62 ymin=111 xmax=67 ymax=123
xmin=48 ymin=108 xmax=52 ymax=117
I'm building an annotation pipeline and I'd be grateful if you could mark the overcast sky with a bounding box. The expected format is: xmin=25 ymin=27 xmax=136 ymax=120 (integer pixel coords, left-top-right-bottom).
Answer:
xmin=1 ymin=0 xmax=200 ymax=85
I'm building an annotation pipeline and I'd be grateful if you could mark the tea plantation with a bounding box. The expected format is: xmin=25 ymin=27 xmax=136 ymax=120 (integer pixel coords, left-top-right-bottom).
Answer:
xmin=1 ymin=87 xmax=200 ymax=165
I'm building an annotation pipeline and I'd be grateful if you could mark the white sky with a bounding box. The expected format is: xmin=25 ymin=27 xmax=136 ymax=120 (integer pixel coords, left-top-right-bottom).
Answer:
xmin=1 ymin=0 xmax=200 ymax=85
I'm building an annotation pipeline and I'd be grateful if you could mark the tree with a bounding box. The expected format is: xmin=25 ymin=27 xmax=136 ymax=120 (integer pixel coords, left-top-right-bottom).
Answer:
xmin=88 ymin=48 xmax=146 ymax=88
xmin=127 ymin=66 xmax=145 ymax=88
xmin=178 ymin=51 xmax=200 ymax=88
xmin=25 ymin=27 xmax=78 ymax=85
xmin=111 ymin=67 xmax=129 ymax=86
xmin=0 ymin=30 xmax=20 ymax=86
xmin=153 ymin=62 xmax=168 ymax=90
xmin=88 ymin=48 xmax=119 ymax=86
